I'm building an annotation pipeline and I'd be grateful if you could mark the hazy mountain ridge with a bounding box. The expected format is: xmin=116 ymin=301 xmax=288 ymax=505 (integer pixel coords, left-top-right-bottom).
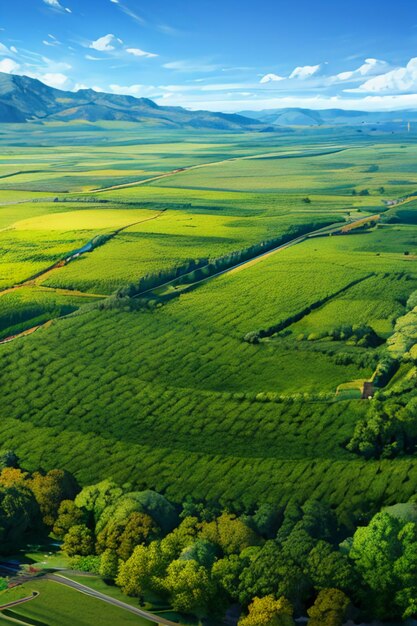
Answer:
xmin=0 ymin=72 xmax=273 ymax=131
xmin=239 ymin=107 xmax=417 ymax=127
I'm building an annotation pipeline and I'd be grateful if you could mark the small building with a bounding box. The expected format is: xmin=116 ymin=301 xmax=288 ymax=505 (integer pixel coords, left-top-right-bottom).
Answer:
xmin=361 ymin=381 xmax=375 ymax=399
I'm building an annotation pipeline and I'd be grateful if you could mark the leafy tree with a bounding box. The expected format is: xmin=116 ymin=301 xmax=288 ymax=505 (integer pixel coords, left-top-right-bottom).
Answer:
xmin=250 ymin=503 xmax=282 ymax=538
xmin=160 ymin=516 xmax=200 ymax=561
xmin=281 ymin=527 xmax=316 ymax=563
xmin=200 ymin=513 xmax=259 ymax=554
xmin=238 ymin=541 xmax=283 ymax=603
xmin=69 ymin=555 xmax=100 ymax=573
xmin=97 ymin=490 xmax=176 ymax=535
xmin=116 ymin=542 xmax=167 ymax=597
xmin=53 ymin=500 xmax=86 ymax=539
xmin=29 ymin=469 xmax=79 ymax=526
xmin=0 ymin=485 xmax=39 ymax=551
xmin=163 ymin=559 xmax=215 ymax=614
xmin=347 ymin=400 xmax=417 ymax=459
xmin=96 ymin=511 xmax=158 ymax=560
xmin=180 ymin=496 xmax=221 ymax=522
xmin=350 ymin=512 xmax=417 ymax=618
xmin=0 ymin=450 xmax=18 ymax=470
xmin=307 ymin=589 xmax=350 ymax=626
xmin=307 ymin=541 xmax=355 ymax=592
xmin=300 ymin=500 xmax=338 ymax=542
xmin=237 ymin=540 xmax=310 ymax=608
xmin=392 ymin=522 xmax=417 ymax=618
xmin=276 ymin=502 xmax=303 ymax=542
xmin=180 ymin=539 xmax=218 ymax=568
xmin=62 ymin=524 xmax=94 ymax=557
xmin=212 ymin=554 xmax=246 ymax=600
xmin=238 ymin=595 xmax=295 ymax=626
xmin=0 ymin=467 xmax=28 ymax=488
xmin=99 ymin=549 xmax=120 ymax=581
xmin=75 ymin=480 xmax=123 ymax=526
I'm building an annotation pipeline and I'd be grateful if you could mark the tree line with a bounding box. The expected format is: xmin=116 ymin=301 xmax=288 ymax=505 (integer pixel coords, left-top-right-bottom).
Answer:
xmin=3 ymin=450 xmax=417 ymax=624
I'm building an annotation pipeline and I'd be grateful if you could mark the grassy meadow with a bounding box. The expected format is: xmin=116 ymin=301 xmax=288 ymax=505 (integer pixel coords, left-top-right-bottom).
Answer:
xmin=2 ymin=122 xmax=417 ymax=518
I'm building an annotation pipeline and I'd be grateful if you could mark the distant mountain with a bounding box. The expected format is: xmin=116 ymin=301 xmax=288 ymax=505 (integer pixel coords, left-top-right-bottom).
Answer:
xmin=0 ymin=72 xmax=273 ymax=131
xmin=239 ymin=107 xmax=417 ymax=127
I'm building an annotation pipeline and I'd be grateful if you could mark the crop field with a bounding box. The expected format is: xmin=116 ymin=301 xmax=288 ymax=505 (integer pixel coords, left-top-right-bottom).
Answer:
xmin=152 ymin=143 xmax=417 ymax=196
xmin=2 ymin=123 xmax=417 ymax=519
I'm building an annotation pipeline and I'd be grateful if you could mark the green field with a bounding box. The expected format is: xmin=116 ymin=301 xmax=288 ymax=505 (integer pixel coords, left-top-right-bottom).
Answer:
xmin=0 ymin=579 xmax=153 ymax=625
xmin=2 ymin=123 xmax=417 ymax=519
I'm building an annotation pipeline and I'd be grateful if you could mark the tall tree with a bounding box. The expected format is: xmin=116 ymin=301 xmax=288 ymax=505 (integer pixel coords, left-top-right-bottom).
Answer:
xmin=307 ymin=589 xmax=350 ymax=626
xmin=238 ymin=595 xmax=295 ymax=626
xmin=29 ymin=469 xmax=78 ymax=526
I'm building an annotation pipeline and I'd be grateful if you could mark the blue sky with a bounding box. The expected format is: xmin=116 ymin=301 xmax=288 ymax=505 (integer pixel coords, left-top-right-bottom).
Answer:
xmin=1 ymin=0 xmax=417 ymax=111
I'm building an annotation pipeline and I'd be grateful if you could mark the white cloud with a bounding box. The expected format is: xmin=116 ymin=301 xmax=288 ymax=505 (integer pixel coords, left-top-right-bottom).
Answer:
xmin=163 ymin=59 xmax=220 ymax=72
xmin=350 ymin=57 xmax=417 ymax=93
xmin=110 ymin=1 xmax=145 ymax=25
xmin=336 ymin=58 xmax=391 ymax=82
xmin=0 ymin=42 xmax=17 ymax=56
xmin=201 ymin=82 xmax=254 ymax=91
xmin=35 ymin=72 xmax=70 ymax=88
xmin=153 ymin=91 xmax=417 ymax=113
xmin=109 ymin=83 xmax=159 ymax=97
xmin=90 ymin=34 xmax=122 ymax=52
xmin=43 ymin=0 xmax=71 ymax=13
xmin=0 ymin=58 xmax=19 ymax=73
xmin=126 ymin=47 xmax=158 ymax=59
xmin=43 ymin=34 xmax=60 ymax=47
xmin=85 ymin=54 xmax=107 ymax=61
xmin=289 ymin=64 xmax=321 ymax=79
xmin=73 ymin=83 xmax=88 ymax=91
xmin=259 ymin=73 xmax=285 ymax=84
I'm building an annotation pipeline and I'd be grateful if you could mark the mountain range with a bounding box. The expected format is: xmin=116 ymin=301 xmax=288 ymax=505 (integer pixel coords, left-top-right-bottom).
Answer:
xmin=0 ymin=72 xmax=272 ymax=131
xmin=238 ymin=107 xmax=417 ymax=127
xmin=1 ymin=72 xmax=417 ymax=131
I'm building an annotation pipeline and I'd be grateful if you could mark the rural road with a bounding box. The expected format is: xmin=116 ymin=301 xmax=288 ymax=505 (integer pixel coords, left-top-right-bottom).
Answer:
xmin=47 ymin=573 xmax=178 ymax=626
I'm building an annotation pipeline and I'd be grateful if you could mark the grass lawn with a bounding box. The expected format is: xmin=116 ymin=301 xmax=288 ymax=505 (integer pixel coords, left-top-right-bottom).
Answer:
xmin=1 ymin=579 xmax=154 ymax=626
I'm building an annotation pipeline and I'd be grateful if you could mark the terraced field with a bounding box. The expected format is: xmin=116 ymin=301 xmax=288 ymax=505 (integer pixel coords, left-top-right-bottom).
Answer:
xmin=2 ymin=123 xmax=417 ymax=519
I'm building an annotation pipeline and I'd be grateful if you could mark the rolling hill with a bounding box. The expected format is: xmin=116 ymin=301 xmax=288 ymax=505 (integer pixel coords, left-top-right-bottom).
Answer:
xmin=0 ymin=72 xmax=273 ymax=131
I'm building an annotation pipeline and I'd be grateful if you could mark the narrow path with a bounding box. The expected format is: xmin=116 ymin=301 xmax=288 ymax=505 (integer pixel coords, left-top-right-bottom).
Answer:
xmin=0 ymin=592 xmax=38 ymax=611
xmin=47 ymin=574 xmax=178 ymax=626
xmin=92 ymin=147 xmax=348 ymax=193
xmin=0 ymin=323 xmax=50 ymax=346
